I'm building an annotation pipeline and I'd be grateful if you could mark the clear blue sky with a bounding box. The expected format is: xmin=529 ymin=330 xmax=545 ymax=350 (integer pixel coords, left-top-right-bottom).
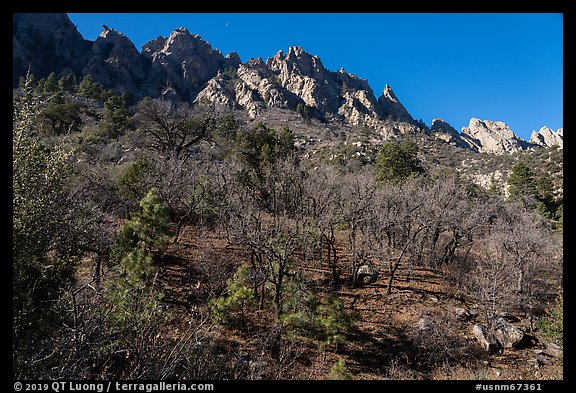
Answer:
xmin=68 ymin=13 xmax=563 ymax=141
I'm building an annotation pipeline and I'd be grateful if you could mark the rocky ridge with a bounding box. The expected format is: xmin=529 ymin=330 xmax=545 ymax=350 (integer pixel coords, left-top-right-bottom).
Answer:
xmin=529 ymin=126 xmax=563 ymax=149
xmin=431 ymin=117 xmax=563 ymax=153
xmin=460 ymin=118 xmax=531 ymax=154
xmin=13 ymin=13 xmax=562 ymax=153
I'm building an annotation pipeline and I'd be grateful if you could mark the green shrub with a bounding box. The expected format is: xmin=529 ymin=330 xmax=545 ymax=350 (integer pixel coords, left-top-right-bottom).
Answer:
xmin=375 ymin=139 xmax=425 ymax=184
xmin=101 ymin=93 xmax=130 ymax=138
xmin=118 ymin=157 xmax=152 ymax=204
xmin=328 ymin=358 xmax=353 ymax=380
xmin=209 ymin=265 xmax=257 ymax=326
xmin=280 ymin=278 xmax=320 ymax=337
xmin=317 ymin=294 xmax=356 ymax=347
xmin=537 ymin=297 xmax=563 ymax=343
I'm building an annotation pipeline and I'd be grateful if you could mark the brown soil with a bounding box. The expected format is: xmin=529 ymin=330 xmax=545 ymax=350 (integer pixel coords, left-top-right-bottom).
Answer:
xmin=153 ymin=225 xmax=563 ymax=380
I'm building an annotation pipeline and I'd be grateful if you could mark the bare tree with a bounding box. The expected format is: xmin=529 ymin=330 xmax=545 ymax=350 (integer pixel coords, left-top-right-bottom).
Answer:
xmin=221 ymin=157 xmax=312 ymax=318
xmin=339 ymin=171 xmax=378 ymax=287
xmin=459 ymin=201 xmax=562 ymax=323
xmin=134 ymin=98 xmax=216 ymax=161
xmin=302 ymin=167 xmax=345 ymax=280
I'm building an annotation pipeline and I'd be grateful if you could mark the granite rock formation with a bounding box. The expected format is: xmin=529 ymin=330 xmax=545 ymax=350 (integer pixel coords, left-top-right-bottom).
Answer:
xmin=460 ymin=118 xmax=530 ymax=154
xmin=529 ymin=126 xmax=563 ymax=149
xmin=13 ymin=13 xmax=562 ymax=153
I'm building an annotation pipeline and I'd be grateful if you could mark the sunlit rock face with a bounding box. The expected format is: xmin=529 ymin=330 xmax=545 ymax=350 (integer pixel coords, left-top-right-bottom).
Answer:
xmin=461 ymin=118 xmax=530 ymax=154
xmin=529 ymin=126 xmax=563 ymax=149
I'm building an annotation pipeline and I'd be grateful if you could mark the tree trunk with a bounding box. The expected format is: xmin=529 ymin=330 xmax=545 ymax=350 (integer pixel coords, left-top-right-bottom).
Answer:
xmin=330 ymin=230 xmax=339 ymax=283
xmin=319 ymin=234 xmax=323 ymax=268
xmin=516 ymin=270 xmax=524 ymax=294
xmin=173 ymin=208 xmax=193 ymax=244
xmin=386 ymin=261 xmax=400 ymax=295
xmin=259 ymin=280 xmax=266 ymax=310
xmin=274 ymin=260 xmax=285 ymax=318
xmin=94 ymin=254 xmax=101 ymax=291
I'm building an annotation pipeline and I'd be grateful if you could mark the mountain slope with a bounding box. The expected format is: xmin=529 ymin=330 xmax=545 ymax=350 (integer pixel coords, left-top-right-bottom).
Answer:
xmin=12 ymin=13 xmax=562 ymax=153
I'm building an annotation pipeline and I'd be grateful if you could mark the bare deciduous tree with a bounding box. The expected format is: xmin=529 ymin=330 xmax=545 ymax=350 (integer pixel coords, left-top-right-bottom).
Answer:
xmin=134 ymin=98 xmax=216 ymax=161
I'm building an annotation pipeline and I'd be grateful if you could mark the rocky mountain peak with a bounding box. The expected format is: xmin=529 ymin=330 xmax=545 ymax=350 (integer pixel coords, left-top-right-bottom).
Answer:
xmin=225 ymin=51 xmax=242 ymax=69
xmin=139 ymin=28 xmax=226 ymax=101
xmin=286 ymin=45 xmax=320 ymax=64
xmin=246 ymin=57 xmax=266 ymax=68
xmin=12 ymin=13 xmax=91 ymax=84
xmin=529 ymin=126 xmax=563 ymax=149
xmin=13 ymin=13 xmax=562 ymax=156
xmin=431 ymin=118 xmax=477 ymax=150
xmin=93 ymin=24 xmax=138 ymax=56
xmin=469 ymin=118 xmax=516 ymax=139
xmin=99 ymin=25 xmax=120 ymax=39
xmin=431 ymin=118 xmax=455 ymax=133
xmin=159 ymin=27 xmax=220 ymax=60
xmin=381 ymin=84 xmax=398 ymax=103
xmin=461 ymin=118 xmax=529 ymax=154
xmin=269 ymin=45 xmax=326 ymax=79
xmin=378 ymin=84 xmax=414 ymax=123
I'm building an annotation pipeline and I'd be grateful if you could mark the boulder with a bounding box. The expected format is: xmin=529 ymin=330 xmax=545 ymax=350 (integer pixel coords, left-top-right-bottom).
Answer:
xmin=356 ymin=264 xmax=377 ymax=284
xmin=418 ymin=317 xmax=433 ymax=331
xmin=492 ymin=317 xmax=525 ymax=348
xmin=455 ymin=307 xmax=473 ymax=322
xmin=544 ymin=342 xmax=563 ymax=358
xmin=472 ymin=324 xmax=500 ymax=353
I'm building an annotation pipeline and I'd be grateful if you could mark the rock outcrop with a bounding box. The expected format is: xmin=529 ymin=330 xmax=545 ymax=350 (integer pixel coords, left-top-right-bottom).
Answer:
xmin=13 ymin=13 xmax=561 ymax=151
xmin=454 ymin=307 xmax=473 ymax=322
xmin=13 ymin=13 xmax=91 ymax=85
xmin=473 ymin=324 xmax=500 ymax=353
xmin=431 ymin=118 xmax=477 ymax=150
xmin=356 ymin=265 xmax=378 ymax=284
xmin=196 ymin=44 xmax=420 ymax=137
xmin=461 ymin=118 xmax=530 ymax=154
xmin=378 ymin=84 xmax=413 ymax=123
xmin=492 ymin=317 xmax=525 ymax=349
xmin=84 ymin=25 xmax=148 ymax=100
xmin=529 ymin=126 xmax=563 ymax=149
xmin=472 ymin=318 xmax=525 ymax=353
xmin=267 ymin=46 xmax=340 ymax=113
xmin=141 ymin=27 xmax=229 ymax=101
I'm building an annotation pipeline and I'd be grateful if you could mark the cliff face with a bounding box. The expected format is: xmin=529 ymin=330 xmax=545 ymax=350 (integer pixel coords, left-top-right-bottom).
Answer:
xmin=529 ymin=126 xmax=563 ymax=149
xmin=460 ymin=118 xmax=531 ymax=154
xmin=196 ymin=45 xmax=422 ymax=138
xmin=140 ymin=27 xmax=231 ymax=101
xmin=84 ymin=25 xmax=148 ymax=100
xmin=12 ymin=14 xmax=419 ymax=137
xmin=13 ymin=13 xmax=92 ymax=85
xmin=12 ymin=13 xmax=561 ymax=153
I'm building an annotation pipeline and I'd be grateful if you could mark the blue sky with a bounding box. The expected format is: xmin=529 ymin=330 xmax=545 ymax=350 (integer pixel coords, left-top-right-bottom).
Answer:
xmin=68 ymin=13 xmax=563 ymax=141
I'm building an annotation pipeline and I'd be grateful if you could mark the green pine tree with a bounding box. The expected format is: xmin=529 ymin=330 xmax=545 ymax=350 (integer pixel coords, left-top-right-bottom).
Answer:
xmin=44 ymin=72 xmax=59 ymax=93
xmin=375 ymin=139 xmax=425 ymax=184
xmin=328 ymin=358 xmax=353 ymax=380
xmin=113 ymin=187 xmax=172 ymax=282
xmin=507 ymin=162 xmax=536 ymax=199
xmin=101 ymin=93 xmax=130 ymax=137
xmin=209 ymin=265 xmax=257 ymax=326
